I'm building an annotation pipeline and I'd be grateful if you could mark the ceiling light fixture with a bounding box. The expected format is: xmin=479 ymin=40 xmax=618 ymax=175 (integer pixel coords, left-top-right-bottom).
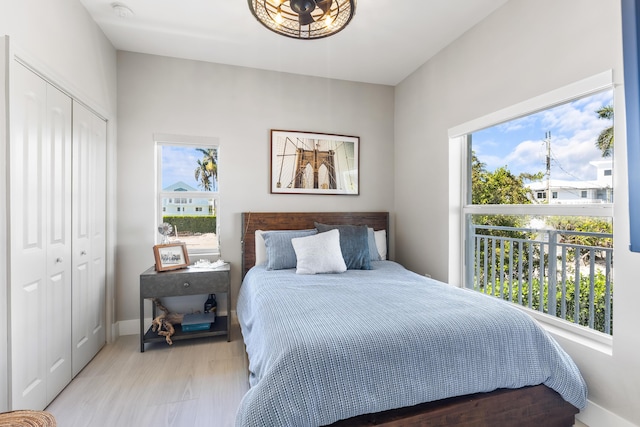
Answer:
xmin=112 ymin=3 xmax=134 ymax=19
xmin=247 ymin=0 xmax=356 ymax=40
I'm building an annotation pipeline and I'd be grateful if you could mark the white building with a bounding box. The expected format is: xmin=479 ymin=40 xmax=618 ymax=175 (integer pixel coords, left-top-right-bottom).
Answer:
xmin=162 ymin=181 xmax=212 ymax=216
xmin=527 ymin=160 xmax=613 ymax=204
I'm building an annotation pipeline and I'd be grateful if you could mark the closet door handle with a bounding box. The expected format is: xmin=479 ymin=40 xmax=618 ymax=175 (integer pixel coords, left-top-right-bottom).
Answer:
xmin=55 ymin=257 xmax=63 ymax=263
xmin=80 ymin=250 xmax=87 ymax=256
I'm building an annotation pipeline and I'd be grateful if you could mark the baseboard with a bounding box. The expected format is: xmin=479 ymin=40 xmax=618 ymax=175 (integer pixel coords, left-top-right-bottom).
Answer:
xmin=117 ymin=318 xmax=142 ymax=336
xmin=116 ymin=310 xmax=235 ymax=336
xmin=110 ymin=322 xmax=120 ymax=342
xmin=576 ymin=399 xmax=638 ymax=427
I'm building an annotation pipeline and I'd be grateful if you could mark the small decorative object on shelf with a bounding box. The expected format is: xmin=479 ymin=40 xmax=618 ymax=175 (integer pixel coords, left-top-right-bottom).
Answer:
xmin=204 ymin=293 xmax=217 ymax=320
xmin=182 ymin=313 xmax=215 ymax=332
xmin=193 ymin=259 xmax=228 ymax=269
xmin=157 ymin=222 xmax=173 ymax=244
xmin=150 ymin=298 xmax=184 ymax=345
xmin=211 ymin=259 xmax=228 ymax=269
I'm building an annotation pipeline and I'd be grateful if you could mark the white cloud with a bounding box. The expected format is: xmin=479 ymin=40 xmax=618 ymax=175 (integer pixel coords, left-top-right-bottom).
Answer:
xmin=483 ymin=90 xmax=613 ymax=181
xmin=504 ymin=139 xmax=546 ymax=172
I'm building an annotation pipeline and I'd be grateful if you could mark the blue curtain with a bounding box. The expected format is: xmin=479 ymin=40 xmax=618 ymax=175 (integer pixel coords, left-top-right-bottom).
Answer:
xmin=622 ymin=0 xmax=640 ymax=252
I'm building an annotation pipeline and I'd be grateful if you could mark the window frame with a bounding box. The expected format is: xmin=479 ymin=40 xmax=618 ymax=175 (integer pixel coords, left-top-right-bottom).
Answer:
xmin=155 ymin=133 xmax=221 ymax=257
xmin=448 ymin=71 xmax=614 ymax=347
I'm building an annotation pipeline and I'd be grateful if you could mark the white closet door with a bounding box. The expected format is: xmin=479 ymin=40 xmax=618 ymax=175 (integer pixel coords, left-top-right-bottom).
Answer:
xmin=71 ymin=102 xmax=106 ymax=377
xmin=10 ymin=63 xmax=72 ymax=409
xmin=44 ymin=84 xmax=73 ymax=401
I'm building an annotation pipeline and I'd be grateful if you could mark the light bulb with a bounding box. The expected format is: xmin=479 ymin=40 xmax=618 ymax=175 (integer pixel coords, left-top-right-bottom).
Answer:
xmin=325 ymin=15 xmax=334 ymax=27
xmin=275 ymin=11 xmax=284 ymax=24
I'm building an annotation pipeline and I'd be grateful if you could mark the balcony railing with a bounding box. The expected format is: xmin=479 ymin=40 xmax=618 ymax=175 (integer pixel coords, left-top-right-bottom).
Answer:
xmin=466 ymin=224 xmax=613 ymax=335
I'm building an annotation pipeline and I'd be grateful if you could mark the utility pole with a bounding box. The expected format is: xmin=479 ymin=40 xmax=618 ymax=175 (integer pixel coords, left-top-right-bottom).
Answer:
xmin=545 ymin=131 xmax=551 ymax=204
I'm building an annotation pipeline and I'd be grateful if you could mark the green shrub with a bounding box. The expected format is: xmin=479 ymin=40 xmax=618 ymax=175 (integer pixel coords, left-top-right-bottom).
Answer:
xmin=476 ymin=272 xmax=612 ymax=334
xmin=162 ymin=215 xmax=216 ymax=235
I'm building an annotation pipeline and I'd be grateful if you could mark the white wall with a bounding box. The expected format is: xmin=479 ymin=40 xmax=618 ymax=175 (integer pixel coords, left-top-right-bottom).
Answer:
xmin=0 ymin=0 xmax=117 ymax=412
xmin=395 ymin=0 xmax=639 ymax=425
xmin=116 ymin=52 xmax=395 ymax=323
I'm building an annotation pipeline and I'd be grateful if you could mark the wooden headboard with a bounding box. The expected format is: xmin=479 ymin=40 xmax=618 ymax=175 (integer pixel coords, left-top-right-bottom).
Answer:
xmin=241 ymin=212 xmax=389 ymax=278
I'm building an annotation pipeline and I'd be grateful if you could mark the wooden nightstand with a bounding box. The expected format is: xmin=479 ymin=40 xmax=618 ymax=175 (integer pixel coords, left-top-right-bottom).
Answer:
xmin=139 ymin=264 xmax=230 ymax=352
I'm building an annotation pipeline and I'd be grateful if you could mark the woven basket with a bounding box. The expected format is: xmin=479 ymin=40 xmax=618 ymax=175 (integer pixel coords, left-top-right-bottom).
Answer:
xmin=0 ymin=410 xmax=56 ymax=427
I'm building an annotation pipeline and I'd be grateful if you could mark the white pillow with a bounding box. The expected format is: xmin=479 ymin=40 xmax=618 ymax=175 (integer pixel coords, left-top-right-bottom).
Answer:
xmin=255 ymin=230 xmax=267 ymax=265
xmin=374 ymin=229 xmax=387 ymax=260
xmin=291 ymin=229 xmax=347 ymax=275
xmin=367 ymin=227 xmax=380 ymax=261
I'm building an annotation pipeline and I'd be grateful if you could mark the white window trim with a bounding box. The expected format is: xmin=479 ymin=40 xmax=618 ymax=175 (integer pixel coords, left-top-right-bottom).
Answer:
xmin=448 ymin=70 xmax=613 ymax=137
xmin=448 ymin=71 xmax=614 ymax=347
xmin=155 ymin=133 xmax=221 ymax=256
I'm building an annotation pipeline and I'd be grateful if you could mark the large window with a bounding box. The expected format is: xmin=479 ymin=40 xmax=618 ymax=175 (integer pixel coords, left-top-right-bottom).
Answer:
xmin=156 ymin=135 xmax=220 ymax=256
xmin=453 ymin=74 xmax=614 ymax=337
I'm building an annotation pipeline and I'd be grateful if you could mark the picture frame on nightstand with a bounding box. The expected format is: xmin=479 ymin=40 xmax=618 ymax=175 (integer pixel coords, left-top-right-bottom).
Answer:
xmin=153 ymin=242 xmax=190 ymax=271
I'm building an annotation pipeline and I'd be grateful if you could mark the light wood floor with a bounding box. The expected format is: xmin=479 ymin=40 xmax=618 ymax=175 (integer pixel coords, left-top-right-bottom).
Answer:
xmin=46 ymin=323 xmax=250 ymax=427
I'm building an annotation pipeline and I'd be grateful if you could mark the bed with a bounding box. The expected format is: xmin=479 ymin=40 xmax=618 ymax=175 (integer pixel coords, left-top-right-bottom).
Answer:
xmin=236 ymin=212 xmax=587 ymax=427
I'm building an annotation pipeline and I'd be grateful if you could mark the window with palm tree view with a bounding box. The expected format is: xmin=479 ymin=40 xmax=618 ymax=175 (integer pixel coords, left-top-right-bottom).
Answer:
xmin=158 ymin=142 xmax=219 ymax=255
xmin=465 ymin=89 xmax=613 ymax=335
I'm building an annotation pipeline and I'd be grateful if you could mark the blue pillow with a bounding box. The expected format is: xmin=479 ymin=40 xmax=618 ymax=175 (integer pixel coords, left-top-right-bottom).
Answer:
xmin=262 ymin=229 xmax=318 ymax=270
xmin=314 ymin=223 xmax=371 ymax=270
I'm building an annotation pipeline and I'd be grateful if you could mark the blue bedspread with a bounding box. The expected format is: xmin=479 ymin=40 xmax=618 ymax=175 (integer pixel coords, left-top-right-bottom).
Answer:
xmin=236 ymin=261 xmax=587 ymax=427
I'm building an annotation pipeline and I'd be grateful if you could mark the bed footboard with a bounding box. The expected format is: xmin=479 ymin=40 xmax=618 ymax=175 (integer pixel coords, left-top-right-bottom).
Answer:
xmin=328 ymin=385 xmax=578 ymax=427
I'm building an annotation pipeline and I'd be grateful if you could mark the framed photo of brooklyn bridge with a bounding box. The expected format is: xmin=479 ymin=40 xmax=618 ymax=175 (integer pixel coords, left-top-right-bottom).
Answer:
xmin=270 ymin=129 xmax=359 ymax=195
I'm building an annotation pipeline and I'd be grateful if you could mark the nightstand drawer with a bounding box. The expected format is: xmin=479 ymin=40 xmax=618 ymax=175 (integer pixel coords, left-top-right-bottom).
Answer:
xmin=140 ymin=266 xmax=230 ymax=298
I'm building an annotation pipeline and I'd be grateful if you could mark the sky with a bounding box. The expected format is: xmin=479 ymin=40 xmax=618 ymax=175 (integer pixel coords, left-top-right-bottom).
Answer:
xmin=471 ymin=90 xmax=614 ymax=182
xmin=161 ymin=145 xmax=217 ymax=191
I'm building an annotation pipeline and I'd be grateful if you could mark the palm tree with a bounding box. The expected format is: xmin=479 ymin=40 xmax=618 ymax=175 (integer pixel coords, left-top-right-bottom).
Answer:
xmin=194 ymin=148 xmax=218 ymax=191
xmin=595 ymin=105 xmax=614 ymax=158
